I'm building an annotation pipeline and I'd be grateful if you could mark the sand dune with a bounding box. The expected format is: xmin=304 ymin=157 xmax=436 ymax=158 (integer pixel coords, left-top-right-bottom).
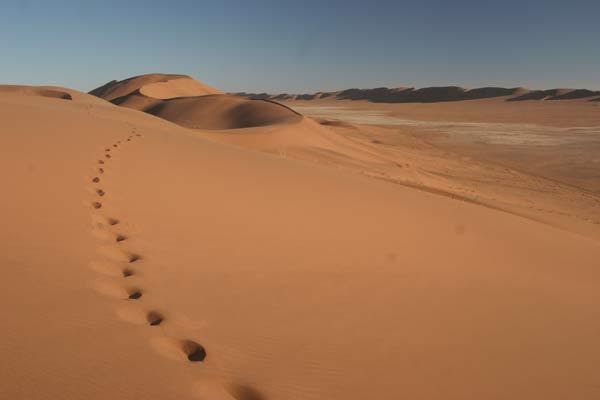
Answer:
xmin=93 ymin=75 xmax=300 ymax=129
xmin=0 ymin=84 xmax=109 ymax=104
xmin=236 ymin=85 xmax=600 ymax=103
xmin=3 ymin=76 xmax=600 ymax=400
xmin=142 ymin=95 xmax=302 ymax=129
xmin=89 ymin=73 xmax=221 ymax=102
xmin=506 ymin=88 xmax=599 ymax=101
xmin=0 ymin=84 xmax=73 ymax=99
xmin=548 ymin=89 xmax=600 ymax=100
xmin=139 ymin=77 xmax=222 ymax=99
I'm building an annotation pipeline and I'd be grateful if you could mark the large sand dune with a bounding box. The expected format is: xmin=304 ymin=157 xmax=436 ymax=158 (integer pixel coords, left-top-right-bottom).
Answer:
xmin=89 ymin=73 xmax=221 ymax=101
xmin=93 ymin=74 xmax=300 ymax=129
xmin=2 ymin=77 xmax=600 ymax=400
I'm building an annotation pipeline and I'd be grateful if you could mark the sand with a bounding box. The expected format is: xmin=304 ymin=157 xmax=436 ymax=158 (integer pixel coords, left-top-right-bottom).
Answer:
xmin=277 ymin=98 xmax=600 ymax=240
xmin=100 ymin=74 xmax=302 ymax=129
xmin=2 ymin=78 xmax=600 ymax=400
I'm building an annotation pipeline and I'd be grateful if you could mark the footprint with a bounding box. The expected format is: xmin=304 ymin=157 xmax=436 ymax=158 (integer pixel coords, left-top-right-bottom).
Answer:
xmin=181 ymin=340 xmax=206 ymax=362
xmin=98 ymin=160 xmax=105 ymax=164
xmin=113 ymin=144 xmax=118 ymax=148
xmin=191 ymin=380 xmax=255 ymax=400
xmin=90 ymin=228 xmax=125 ymax=243
xmin=151 ymin=338 xmax=206 ymax=362
xmin=126 ymin=138 xmax=131 ymax=142
xmin=92 ymin=281 xmax=143 ymax=300
xmin=92 ymin=177 xmax=100 ymax=183
xmin=116 ymin=307 xmax=164 ymax=326
xmin=147 ymin=311 xmax=164 ymax=326
xmin=96 ymin=245 xmax=140 ymax=264
xmin=105 ymin=148 xmax=110 ymax=152
xmin=98 ymin=168 xmax=104 ymax=174
xmin=92 ymin=201 xmax=102 ymax=209
xmin=105 ymin=154 xmax=111 ymax=159
xmin=128 ymin=254 xmax=142 ymax=263
xmin=96 ymin=189 xmax=105 ymax=197
xmin=89 ymin=260 xmax=135 ymax=278
xmin=128 ymin=290 xmax=143 ymax=300
xmin=90 ymin=214 xmax=119 ymax=228
xmin=226 ymin=384 xmax=266 ymax=400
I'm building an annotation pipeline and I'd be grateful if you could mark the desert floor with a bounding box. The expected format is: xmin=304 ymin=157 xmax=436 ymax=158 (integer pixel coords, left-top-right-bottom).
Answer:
xmin=282 ymin=98 xmax=600 ymax=240
xmin=2 ymin=85 xmax=600 ymax=400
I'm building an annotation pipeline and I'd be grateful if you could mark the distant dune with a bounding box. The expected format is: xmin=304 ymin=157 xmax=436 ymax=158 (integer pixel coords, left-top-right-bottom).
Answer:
xmin=235 ymin=85 xmax=600 ymax=103
xmin=91 ymin=74 xmax=301 ymax=129
xmin=0 ymin=84 xmax=108 ymax=104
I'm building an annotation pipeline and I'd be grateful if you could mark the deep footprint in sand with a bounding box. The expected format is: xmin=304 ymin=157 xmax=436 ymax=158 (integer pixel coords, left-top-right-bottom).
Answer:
xmin=108 ymin=218 xmax=119 ymax=226
xmin=128 ymin=289 xmax=143 ymax=300
xmin=128 ymin=254 xmax=141 ymax=263
xmin=147 ymin=311 xmax=164 ymax=326
xmin=92 ymin=177 xmax=100 ymax=183
xmin=96 ymin=189 xmax=105 ymax=197
xmin=122 ymin=267 xmax=134 ymax=277
xmin=181 ymin=340 xmax=207 ymax=362
xmin=226 ymin=384 xmax=266 ymax=400
xmin=92 ymin=201 xmax=102 ymax=209
xmin=89 ymin=260 xmax=134 ymax=278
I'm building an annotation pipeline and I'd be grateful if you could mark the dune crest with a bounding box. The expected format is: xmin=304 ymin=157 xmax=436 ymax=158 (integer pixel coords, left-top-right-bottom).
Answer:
xmin=0 ymin=84 xmax=108 ymax=104
xmin=139 ymin=77 xmax=222 ymax=99
xmin=235 ymin=85 xmax=600 ymax=103
xmin=91 ymin=74 xmax=301 ymax=129
xmin=88 ymin=72 xmax=222 ymax=101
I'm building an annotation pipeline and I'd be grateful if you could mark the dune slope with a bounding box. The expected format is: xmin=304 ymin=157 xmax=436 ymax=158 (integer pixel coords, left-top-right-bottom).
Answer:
xmin=92 ymin=75 xmax=299 ymax=129
xmin=2 ymin=85 xmax=600 ymax=400
xmin=89 ymin=73 xmax=219 ymax=101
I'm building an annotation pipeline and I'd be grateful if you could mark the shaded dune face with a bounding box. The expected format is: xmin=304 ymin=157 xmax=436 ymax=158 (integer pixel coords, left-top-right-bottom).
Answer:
xmin=143 ymin=95 xmax=302 ymax=129
xmin=237 ymin=86 xmax=600 ymax=103
xmin=506 ymin=89 xmax=583 ymax=101
xmin=91 ymin=74 xmax=301 ymax=129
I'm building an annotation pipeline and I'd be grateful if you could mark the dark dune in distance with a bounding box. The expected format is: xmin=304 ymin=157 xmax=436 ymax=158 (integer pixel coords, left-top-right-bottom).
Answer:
xmin=234 ymin=85 xmax=600 ymax=103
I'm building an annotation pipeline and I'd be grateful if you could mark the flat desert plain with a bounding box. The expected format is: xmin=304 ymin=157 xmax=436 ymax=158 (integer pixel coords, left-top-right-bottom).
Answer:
xmin=1 ymin=76 xmax=600 ymax=400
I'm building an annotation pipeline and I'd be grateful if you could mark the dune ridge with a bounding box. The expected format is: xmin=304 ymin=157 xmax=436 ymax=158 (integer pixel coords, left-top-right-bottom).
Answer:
xmin=89 ymin=73 xmax=194 ymax=101
xmin=91 ymin=74 xmax=301 ymax=129
xmin=0 ymin=84 xmax=110 ymax=104
xmin=234 ymin=85 xmax=600 ymax=103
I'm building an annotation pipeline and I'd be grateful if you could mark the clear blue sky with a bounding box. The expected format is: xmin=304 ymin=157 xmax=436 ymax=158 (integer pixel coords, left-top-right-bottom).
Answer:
xmin=1 ymin=0 xmax=599 ymax=93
